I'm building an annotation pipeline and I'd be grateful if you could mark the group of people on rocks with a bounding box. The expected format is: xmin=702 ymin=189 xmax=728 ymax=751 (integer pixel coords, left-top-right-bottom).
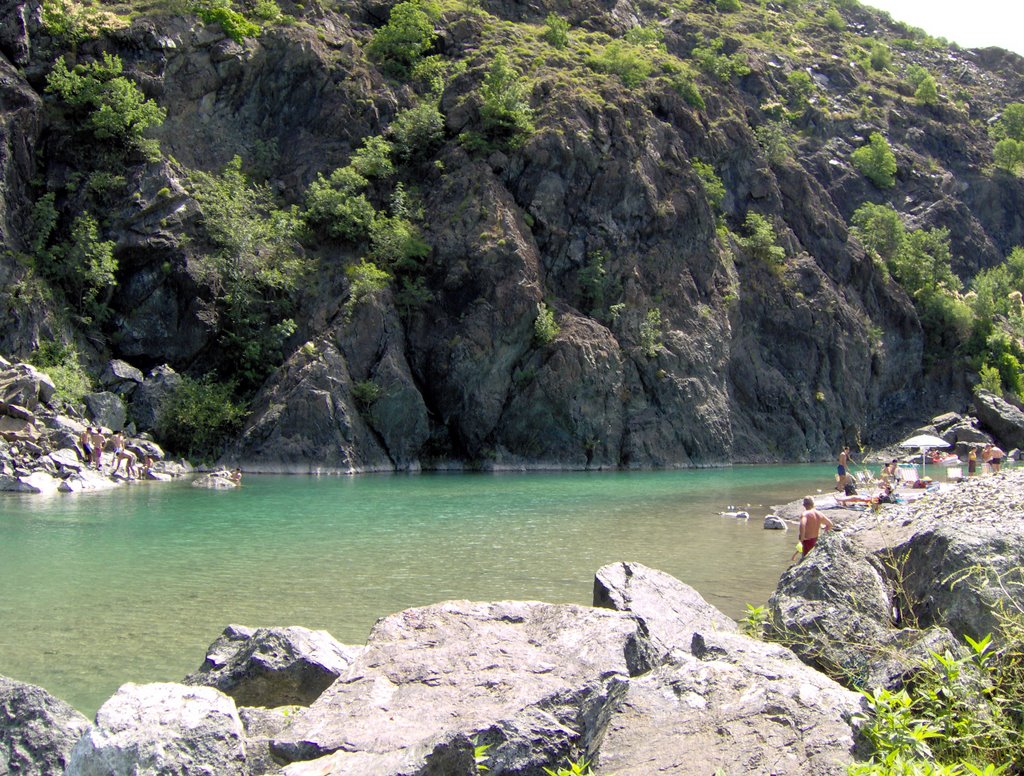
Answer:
xmin=798 ymin=440 xmax=1012 ymax=562
xmin=78 ymin=427 xmax=143 ymax=479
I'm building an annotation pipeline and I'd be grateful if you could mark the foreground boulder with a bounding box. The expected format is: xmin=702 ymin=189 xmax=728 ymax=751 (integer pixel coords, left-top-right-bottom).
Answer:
xmin=273 ymin=600 xmax=658 ymax=774
xmin=770 ymin=471 xmax=1024 ymax=689
xmin=66 ymin=683 xmax=247 ymax=776
xmin=184 ymin=625 xmax=362 ymax=707
xmin=0 ymin=675 xmax=90 ymax=776
xmin=972 ymin=390 xmax=1024 ymax=451
xmin=593 ymin=562 xmax=862 ymax=774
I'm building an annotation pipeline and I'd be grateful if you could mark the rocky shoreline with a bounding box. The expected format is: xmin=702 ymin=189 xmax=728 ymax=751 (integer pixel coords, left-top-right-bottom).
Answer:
xmin=3 ymin=470 xmax=1021 ymax=774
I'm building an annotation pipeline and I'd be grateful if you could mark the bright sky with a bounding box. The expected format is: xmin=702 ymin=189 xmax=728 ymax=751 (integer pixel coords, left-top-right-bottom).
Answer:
xmin=862 ymin=0 xmax=1024 ymax=56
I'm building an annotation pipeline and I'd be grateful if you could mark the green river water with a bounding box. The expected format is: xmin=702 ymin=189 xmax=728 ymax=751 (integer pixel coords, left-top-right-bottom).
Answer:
xmin=0 ymin=465 xmax=835 ymax=716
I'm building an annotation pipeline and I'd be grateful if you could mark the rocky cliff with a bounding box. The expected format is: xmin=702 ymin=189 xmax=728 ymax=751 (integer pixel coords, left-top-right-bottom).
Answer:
xmin=1 ymin=0 xmax=1022 ymax=471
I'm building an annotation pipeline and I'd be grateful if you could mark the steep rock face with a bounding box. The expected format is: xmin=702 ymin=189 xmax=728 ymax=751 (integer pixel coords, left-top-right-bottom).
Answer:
xmin=0 ymin=0 xmax=1022 ymax=468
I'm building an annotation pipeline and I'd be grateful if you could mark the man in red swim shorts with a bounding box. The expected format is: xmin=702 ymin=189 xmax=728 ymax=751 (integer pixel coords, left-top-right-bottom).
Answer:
xmin=799 ymin=496 xmax=833 ymax=558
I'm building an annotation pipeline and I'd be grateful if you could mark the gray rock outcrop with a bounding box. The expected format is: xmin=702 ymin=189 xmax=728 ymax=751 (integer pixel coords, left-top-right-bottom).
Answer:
xmin=272 ymin=600 xmax=658 ymax=773
xmin=184 ymin=625 xmax=362 ymax=708
xmin=593 ymin=561 xmax=738 ymax=657
xmin=596 ymin=631 xmax=862 ymax=775
xmin=770 ymin=470 xmax=1024 ymax=689
xmin=130 ymin=365 xmax=182 ymax=432
xmin=972 ymin=389 xmax=1024 ymax=451
xmin=83 ymin=392 xmax=127 ymax=432
xmin=592 ymin=562 xmax=862 ymax=774
xmin=66 ymin=683 xmax=247 ymax=776
xmin=0 ymin=675 xmax=90 ymax=776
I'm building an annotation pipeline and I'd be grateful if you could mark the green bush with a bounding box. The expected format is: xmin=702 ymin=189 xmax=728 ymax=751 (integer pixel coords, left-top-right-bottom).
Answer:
xmin=157 ymin=375 xmax=247 ymax=460
xmin=351 ymin=136 xmax=394 ymax=179
xmin=755 ymin=121 xmax=792 ymax=165
xmin=991 ymin=103 xmax=1024 ymax=142
xmin=993 ymin=138 xmax=1024 ymax=174
xmin=915 ymin=74 xmax=938 ymax=106
xmin=905 ymin=63 xmax=930 ymax=90
xmin=534 ymin=302 xmax=560 ymax=346
xmin=479 ymin=53 xmax=534 ymax=146
xmin=540 ymin=13 xmax=569 ymax=49
xmin=191 ymin=0 xmax=260 ymax=43
xmin=42 ymin=0 xmax=126 ymax=44
xmin=692 ymin=160 xmax=725 ymax=210
xmin=304 ymin=166 xmax=377 ymax=240
xmin=366 ymin=0 xmax=439 ymax=77
xmin=351 ymin=379 xmax=383 ymax=407
xmin=823 ymin=7 xmax=844 ymax=30
xmin=639 ymin=307 xmax=663 ymax=357
xmin=588 ymin=40 xmax=655 ymax=87
xmin=786 ymin=69 xmax=815 ymax=111
xmin=869 ymin=41 xmax=891 ymax=71
xmin=344 ymin=259 xmax=391 ymax=321
xmin=29 ymin=341 xmax=93 ymax=405
xmin=978 ymin=363 xmax=1003 ymax=395
xmin=624 ymin=23 xmax=666 ymax=51
xmin=188 ymin=156 xmax=307 ymax=387
xmin=389 ymin=99 xmax=446 ymax=160
xmin=740 ymin=212 xmax=785 ymax=265
xmin=716 ymin=0 xmax=742 ymax=12
xmin=692 ymin=38 xmax=750 ymax=82
xmin=46 ymin=53 xmax=166 ymax=157
xmin=851 ymin=132 xmax=897 ymax=188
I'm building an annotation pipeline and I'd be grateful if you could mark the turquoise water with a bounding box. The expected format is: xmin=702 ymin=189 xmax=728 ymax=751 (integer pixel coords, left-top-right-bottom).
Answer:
xmin=0 ymin=465 xmax=833 ymax=716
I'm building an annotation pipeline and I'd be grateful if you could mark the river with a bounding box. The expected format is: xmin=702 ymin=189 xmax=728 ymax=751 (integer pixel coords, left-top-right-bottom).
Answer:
xmin=0 ymin=465 xmax=835 ymax=715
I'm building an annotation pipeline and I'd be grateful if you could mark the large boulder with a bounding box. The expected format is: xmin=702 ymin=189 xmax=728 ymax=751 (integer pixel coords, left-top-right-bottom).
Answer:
xmin=184 ymin=625 xmax=362 ymax=708
xmin=593 ymin=561 xmax=737 ymax=657
xmin=972 ymin=389 xmax=1024 ymax=451
xmin=83 ymin=392 xmax=127 ymax=432
xmin=65 ymin=683 xmax=247 ymax=776
xmin=130 ymin=365 xmax=182 ymax=431
xmin=99 ymin=359 xmax=144 ymax=395
xmin=597 ymin=631 xmax=863 ymax=775
xmin=591 ymin=564 xmax=862 ymax=774
xmin=272 ymin=600 xmax=658 ymax=774
xmin=0 ymin=675 xmax=91 ymax=776
xmin=3 ymin=471 xmax=60 ymax=494
xmin=0 ymin=364 xmax=56 ymax=411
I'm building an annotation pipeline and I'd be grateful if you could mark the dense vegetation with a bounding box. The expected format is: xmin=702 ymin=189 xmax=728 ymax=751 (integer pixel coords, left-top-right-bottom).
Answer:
xmin=18 ymin=0 xmax=1024 ymax=463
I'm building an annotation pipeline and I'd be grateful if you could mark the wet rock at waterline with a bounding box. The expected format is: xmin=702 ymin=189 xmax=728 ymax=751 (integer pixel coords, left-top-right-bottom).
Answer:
xmin=65 ymin=683 xmax=247 ymax=776
xmin=184 ymin=625 xmax=363 ymax=707
xmin=0 ymin=676 xmax=90 ymax=776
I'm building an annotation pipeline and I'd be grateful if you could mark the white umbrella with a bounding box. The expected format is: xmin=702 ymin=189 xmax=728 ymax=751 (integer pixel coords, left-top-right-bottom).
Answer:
xmin=900 ymin=433 xmax=951 ymax=478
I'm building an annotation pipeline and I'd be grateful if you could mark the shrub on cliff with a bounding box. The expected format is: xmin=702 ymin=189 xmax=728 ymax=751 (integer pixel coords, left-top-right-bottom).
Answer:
xmin=305 ymin=166 xmax=376 ymax=241
xmin=191 ymin=0 xmax=260 ymax=43
xmin=45 ymin=53 xmax=166 ymax=159
xmin=188 ymin=156 xmax=307 ymax=388
xmin=851 ymin=132 xmax=897 ymax=188
xmin=478 ymin=54 xmax=534 ymax=147
xmin=366 ymin=0 xmax=440 ymax=77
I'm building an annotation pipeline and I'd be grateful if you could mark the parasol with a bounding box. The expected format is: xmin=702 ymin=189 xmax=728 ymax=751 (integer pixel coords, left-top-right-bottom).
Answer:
xmin=900 ymin=433 xmax=951 ymax=478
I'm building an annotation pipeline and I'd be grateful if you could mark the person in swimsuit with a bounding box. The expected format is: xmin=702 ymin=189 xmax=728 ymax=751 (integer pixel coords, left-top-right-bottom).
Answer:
xmin=836 ymin=446 xmax=850 ymax=490
xmin=799 ymin=496 xmax=834 ymax=558
xmin=983 ymin=444 xmax=1005 ymax=474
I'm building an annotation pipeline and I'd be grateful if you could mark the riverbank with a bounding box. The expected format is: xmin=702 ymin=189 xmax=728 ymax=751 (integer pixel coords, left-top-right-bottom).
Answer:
xmin=4 ymin=469 xmax=1022 ymax=773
